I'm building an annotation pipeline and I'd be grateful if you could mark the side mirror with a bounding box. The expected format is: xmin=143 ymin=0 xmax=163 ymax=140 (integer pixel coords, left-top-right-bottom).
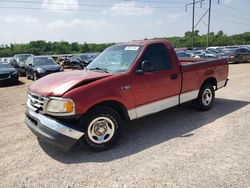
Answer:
xmin=142 ymin=60 xmax=153 ymax=72
xmin=136 ymin=60 xmax=153 ymax=75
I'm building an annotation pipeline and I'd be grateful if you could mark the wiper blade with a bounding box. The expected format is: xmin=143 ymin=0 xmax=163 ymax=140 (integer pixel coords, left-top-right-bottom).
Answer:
xmin=89 ymin=67 xmax=110 ymax=73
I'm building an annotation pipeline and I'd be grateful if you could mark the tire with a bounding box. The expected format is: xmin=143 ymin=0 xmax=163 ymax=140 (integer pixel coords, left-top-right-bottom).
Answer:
xmin=33 ymin=72 xmax=37 ymax=81
xmin=238 ymin=56 xmax=244 ymax=63
xmin=26 ymin=71 xmax=30 ymax=79
xmin=193 ymin=83 xmax=215 ymax=111
xmin=79 ymin=106 xmax=122 ymax=152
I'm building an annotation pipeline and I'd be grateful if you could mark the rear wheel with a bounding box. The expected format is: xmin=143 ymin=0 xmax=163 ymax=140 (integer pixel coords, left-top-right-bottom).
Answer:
xmin=79 ymin=106 xmax=122 ymax=152
xmin=33 ymin=72 xmax=38 ymax=81
xmin=26 ymin=71 xmax=30 ymax=79
xmin=193 ymin=83 xmax=215 ymax=111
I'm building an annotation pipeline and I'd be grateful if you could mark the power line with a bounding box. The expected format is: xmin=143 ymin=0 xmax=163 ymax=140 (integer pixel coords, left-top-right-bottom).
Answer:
xmin=212 ymin=11 xmax=250 ymax=23
xmin=0 ymin=0 xmax=184 ymax=10
xmin=221 ymin=4 xmax=250 ymax=16
xmin=122 ymin=0 xmax=186 ymax=4
xmin=0 ymin=6 xmax=102 ymax=12
xmin=212 ymin=16 xmax=250 ymax=26
xmin=0 ymin=5 xmax=183 ymax=13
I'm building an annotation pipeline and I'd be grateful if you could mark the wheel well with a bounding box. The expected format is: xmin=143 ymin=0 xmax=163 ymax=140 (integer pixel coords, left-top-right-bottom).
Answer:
xmin=201 ymin=77 xmax=217 ymax=89
xmin=90 ymin=100 xmax=130 ymax=121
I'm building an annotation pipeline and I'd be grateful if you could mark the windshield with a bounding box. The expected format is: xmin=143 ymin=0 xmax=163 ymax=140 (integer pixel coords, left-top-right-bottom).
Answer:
xmin=79 ymin=54 xmax=90 ymax=60
xmin=16 ymin=55 xmax=31 ymax=62
xmin=33 ymin=57 xmax=56 ymax=66
xmin=204 ymin=50 xmax=213 ymax=54
xmin=87 ymin=45 xmax=142 ymax=73
xmin=207 ymin=49 xmax=218 ymax=53
xmin=223 ymin=49 xmax=236 ymax=53
xmin=193 ymin=51 xmax=202 ymax=55
xmin=0 ymin=63 xmax=11 ymax=69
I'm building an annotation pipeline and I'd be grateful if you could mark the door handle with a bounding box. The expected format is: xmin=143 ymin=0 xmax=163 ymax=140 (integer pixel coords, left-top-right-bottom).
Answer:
xmin=170 ymin=74 xmax=178 ymax=80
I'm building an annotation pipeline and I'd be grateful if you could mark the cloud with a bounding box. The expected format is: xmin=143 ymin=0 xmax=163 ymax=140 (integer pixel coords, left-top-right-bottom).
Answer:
xmin=42 ymin=0 xmax=79 ymax=11
xmin=146 ymin=20 xmax=163 ymax=27
xmin=48 ymin=19 xmax=111 ymax=30
xmin=165 ymin=13 xmax=182 ymax=23
xmin=109 ymin=2 xmax=153 ymax=16
xmin=223 ymin=0 xmax=233 ymax=4
xmin=4 ymin=15 xmax=39 ymax=24
xmin=146 ymin=13 xmax=182 ymax=27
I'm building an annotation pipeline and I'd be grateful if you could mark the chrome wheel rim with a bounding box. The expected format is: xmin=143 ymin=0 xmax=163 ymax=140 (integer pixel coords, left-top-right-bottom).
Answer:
xmin=87 ymin=117 xmax=115 ymax=144
xmin=202 ymin=89 xmax=212 ymax=106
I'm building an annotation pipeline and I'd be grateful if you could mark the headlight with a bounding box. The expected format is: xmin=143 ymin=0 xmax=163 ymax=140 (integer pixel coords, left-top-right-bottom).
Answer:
xmin=46 ymin=98 xmax=75 ymax=115
xmin=36 ymin=67 xmax=46 ymax=73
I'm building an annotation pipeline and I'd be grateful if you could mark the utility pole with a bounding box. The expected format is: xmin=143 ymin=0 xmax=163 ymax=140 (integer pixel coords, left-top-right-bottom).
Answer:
xmin=192 ymin=0 xmax=195 ymax=48
xmin=186 ymin=0 xmax=204 ymax=48
xmin=207 ymin=0 xmax=212 ymax=47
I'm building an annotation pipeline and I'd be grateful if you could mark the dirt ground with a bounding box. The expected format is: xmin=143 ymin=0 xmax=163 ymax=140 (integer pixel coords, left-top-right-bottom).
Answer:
xmin=0 ymin=63 xmax=250 ymax=188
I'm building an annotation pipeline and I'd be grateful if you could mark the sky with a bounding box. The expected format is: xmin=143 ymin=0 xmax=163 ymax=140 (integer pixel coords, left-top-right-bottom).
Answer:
xmin=0 ymin=0 xmax=249 ymax=44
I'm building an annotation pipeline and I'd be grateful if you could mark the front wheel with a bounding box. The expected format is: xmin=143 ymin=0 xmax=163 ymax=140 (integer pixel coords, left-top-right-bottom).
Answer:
xmin=193 ymin=83 xmax=215 ymax=111
xmin=79 ymin=106 xmax=122 ymax=152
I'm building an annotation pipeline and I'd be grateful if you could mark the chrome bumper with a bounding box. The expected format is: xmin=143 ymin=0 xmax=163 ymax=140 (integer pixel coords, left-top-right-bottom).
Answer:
xmin=26 ymin=109 xmax=84 ymax=139
xmin=25 ymin=109 xmax=84 ymax=151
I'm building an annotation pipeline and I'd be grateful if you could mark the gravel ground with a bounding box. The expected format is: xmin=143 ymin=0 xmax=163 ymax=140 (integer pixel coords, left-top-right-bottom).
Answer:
xmin=0 ymin=63 xmax=250 ymax=188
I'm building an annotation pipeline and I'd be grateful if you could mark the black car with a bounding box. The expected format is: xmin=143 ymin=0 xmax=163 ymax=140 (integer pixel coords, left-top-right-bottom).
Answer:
xmin=25 ymin=56 xmax=64 ymax=80
xmin=70 ymin=53 xmax=99 ymax=69
xmin=0 ymin=62 xmax=19 ymax=85
xmin=14 ymin=54 xmax=33 ymax=76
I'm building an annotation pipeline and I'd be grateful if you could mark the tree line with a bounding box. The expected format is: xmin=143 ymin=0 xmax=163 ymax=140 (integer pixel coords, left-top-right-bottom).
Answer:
xmin=0 ymin=30 xmax=249 ymax=57
xmin=164 ymin=30 xmax=250 ymax=48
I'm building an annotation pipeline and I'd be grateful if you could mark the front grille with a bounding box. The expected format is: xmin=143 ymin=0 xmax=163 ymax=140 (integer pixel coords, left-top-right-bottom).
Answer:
xmin=27 ymin=92 xmax=48 ymax=113
xmin=0 ymin=73 xmax=10 ymax=79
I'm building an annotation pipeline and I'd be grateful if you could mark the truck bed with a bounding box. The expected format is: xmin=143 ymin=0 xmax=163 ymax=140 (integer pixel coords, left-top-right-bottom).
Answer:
xmin=179 ymin=58 xmax=228 ymax=95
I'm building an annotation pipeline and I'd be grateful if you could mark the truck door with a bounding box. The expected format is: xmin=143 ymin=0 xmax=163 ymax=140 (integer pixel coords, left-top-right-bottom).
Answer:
xmin=131 ymin=43 xmax=181 ymax=118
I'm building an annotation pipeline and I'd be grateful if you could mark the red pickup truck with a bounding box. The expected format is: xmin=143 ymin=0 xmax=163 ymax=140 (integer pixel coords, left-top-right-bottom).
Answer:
xmin=25 ymin=40 xmax=229 ymax=151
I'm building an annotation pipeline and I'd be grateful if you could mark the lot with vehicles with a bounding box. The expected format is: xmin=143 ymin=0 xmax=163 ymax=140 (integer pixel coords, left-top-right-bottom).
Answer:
xmin=0 ymin=61 xmax=249 ymax=187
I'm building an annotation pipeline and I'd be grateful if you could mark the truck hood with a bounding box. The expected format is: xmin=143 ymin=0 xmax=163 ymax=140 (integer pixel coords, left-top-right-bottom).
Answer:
xmin=29 ymin=70 xmax=112 ymax=96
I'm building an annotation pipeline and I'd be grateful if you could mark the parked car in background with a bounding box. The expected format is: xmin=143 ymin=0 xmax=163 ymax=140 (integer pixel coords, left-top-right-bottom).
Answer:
xmin=70 ymin=53 xmax=100 ymax=69
xmin=55 ymin=55 xmax=72 ymax=68
xmin=14 ymin=54 xmax=33 ymax=76
xmin=191 ymin=50 xmax=218 ymax=58
xmin=25 ymin=56 xmax=64 ymax=80
xmin=222 ymin=48 xmax=250 ymax=63
xmin=176 ymin=51 xmax=192 ymax=59
xmin=234 ymin=48 xmax=250 ymax=63
xmin=0 ymin=62 xmax=19 ymax=85
xmin=1 ymin=57 xmax=18 ymax=69
xmin=206 ymin=47 xmax=224 ymax=53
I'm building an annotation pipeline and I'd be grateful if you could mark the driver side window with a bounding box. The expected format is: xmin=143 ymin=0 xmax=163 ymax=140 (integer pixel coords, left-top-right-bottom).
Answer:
xmin=139 ymin=43 xmax=172 ymax=71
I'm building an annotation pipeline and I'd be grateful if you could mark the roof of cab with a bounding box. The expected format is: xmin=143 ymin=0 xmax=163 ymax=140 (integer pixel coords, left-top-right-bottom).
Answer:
xmin=120 ymin=39 xmax=168 ymax=46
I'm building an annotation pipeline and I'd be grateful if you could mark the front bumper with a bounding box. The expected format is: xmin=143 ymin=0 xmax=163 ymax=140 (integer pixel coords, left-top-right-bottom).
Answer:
xmin=25 ymin=109 xmax=84 ymax=151
xmin=0 ymin=74 xmax=19 ymax=85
